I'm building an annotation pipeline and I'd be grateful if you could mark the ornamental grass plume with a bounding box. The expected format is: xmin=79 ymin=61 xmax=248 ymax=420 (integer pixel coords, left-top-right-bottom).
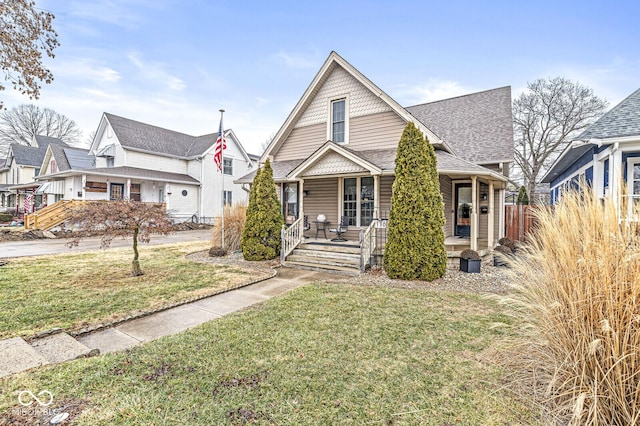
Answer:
xmin=503 ymin=185 xmax=640 ymax=424
xmin=211 ymin=202 xmax=247 ymax=252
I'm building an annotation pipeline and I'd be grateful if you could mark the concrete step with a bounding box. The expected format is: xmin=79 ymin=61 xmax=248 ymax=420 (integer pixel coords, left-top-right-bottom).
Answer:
xmin=292 ymin=248 xmax=360 ymax=262
xmin=283 ymin=261 xmax=360 ymax=276
xmin=30 ymin=332 xmax=96 ymax=364
xmin=0 ymin=337 xmax=49 ymax=378
xmin=287 ymin=254 xmax=360 ymax=268
xmin=298 ymin=243 xmax=360 ymax=254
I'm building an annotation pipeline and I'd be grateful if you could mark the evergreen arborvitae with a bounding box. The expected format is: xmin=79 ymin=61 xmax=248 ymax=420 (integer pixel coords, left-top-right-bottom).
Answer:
xmin=383 ymin=122 xmax=447 ymax=281
xmin=517 ymin=186 xmax=529 ymax=205
xmin=241 ymin=159 xmax=284 ymax=260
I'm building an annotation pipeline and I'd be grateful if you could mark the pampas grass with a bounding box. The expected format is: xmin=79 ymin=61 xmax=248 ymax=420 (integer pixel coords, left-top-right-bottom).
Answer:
xmin=211 ymin=202 xmax=247 ymax=252
xmin=503 ymin=186 xmax=640 ymax=425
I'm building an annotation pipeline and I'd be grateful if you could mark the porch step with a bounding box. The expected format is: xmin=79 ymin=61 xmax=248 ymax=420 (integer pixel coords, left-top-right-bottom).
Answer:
xmin=292 ymin=248 xmax=360 ymax=262
xmin=283 ymin=261 xmax=360 ymax=276
xmin=298 ymin=243 xmax=360 ymax=255
xmin=287 ymin=254 xmax=359 ymax=269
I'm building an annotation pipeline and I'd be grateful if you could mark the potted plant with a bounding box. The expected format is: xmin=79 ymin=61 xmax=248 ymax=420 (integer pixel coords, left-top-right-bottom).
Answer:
xmin=498 ymin=237 xmax=517 ymax=254
xmin=494 ymin=244 xmax=512 ymax=267
xmin=460 ymin=249 xmax=481 ymax=273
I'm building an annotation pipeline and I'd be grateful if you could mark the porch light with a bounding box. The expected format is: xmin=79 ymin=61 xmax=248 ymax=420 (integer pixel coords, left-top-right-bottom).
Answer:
xmin=481 ymin=189 xmax=488 ymax=200
xmin=303 ymin=190 xmax=309 ymax=197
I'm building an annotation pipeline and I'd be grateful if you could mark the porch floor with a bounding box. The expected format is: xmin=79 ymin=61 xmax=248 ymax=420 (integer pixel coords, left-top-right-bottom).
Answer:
xmin=299 ymin=236 xmax=493 ymax=256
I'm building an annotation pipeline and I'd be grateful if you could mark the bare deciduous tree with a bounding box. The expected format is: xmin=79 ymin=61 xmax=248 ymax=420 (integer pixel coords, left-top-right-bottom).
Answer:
xmin=513 ymin=77 xmax=608 ymax=200
xmin=0 ymin=0 xmax=59 ymax=108
xmin=66 ymin=200 xmax=174 ymax=276
xmin=0 ymin=104 xmax=82 ymax=146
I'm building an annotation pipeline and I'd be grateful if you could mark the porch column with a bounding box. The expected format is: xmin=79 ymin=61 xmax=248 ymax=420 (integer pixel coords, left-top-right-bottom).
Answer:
xmin=299 ymin=178 xmax=304 ymax=218
xmin=471 ymin=176 xmax=478 ymax=251
xmin=81 ymin=174 xmax=87 ymax=200
xmin=498 ymin=188 xmax=505 ymax=239
xmin=487 ymin=181 xmax=495 ymax=248
xmin=611 ymin=144 xmax=622 ymax=218
xmin=126 ymin=178 xmax=131 ymax=199
xmin=373 ymin=175 xmax=380 ymax=219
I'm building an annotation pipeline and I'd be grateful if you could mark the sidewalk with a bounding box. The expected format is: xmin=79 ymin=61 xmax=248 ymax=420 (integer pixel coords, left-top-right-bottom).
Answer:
xmin=0 ymin=267 xmax=338 ymax=378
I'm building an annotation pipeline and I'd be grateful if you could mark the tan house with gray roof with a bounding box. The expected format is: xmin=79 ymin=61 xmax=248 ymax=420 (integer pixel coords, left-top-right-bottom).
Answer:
xmin=237 ymin=51 xmax=513 ymax=273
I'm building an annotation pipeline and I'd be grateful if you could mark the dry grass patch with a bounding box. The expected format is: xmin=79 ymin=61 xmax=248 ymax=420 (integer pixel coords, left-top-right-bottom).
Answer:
xmin=0 ymin=241 xmax=266 ymax=338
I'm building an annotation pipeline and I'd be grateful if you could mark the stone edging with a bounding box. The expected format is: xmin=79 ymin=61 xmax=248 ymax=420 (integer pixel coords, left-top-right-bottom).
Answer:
xmin=28 ymin=259 xmax=280 ymax=341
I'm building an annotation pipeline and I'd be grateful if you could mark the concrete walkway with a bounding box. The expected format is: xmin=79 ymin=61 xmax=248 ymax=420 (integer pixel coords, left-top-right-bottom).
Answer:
xmin=0 ymin=229 xmax=211 ymax=258
xmin=0 ymin=267 xmax=337 ymax=378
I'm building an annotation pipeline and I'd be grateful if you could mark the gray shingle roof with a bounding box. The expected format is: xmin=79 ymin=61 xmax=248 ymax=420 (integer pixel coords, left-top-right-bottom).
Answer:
xmin=64 ymin=147 xmax=95 ymax=170
xmin=11 ymin=137 xmax=68 ymax=168
xmin=78 ymin=166 xmax=199 ymax=184
xmin=406 ymin=87 xmax=514 ymax=164
xmin=49 ymin=144 xmax=70 ymax=170
xmin=577 ymin=88 xmax=640 ymax=140
xmin=105 ymin=113 xmax=215 ymax=158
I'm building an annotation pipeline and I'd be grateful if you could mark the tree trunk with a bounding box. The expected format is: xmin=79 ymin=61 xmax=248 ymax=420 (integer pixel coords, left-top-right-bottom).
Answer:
xmin=131 ymin=226 xmax=143 ymax=276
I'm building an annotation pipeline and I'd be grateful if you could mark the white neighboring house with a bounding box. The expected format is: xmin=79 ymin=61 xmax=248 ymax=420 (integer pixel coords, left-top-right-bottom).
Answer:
xmin=35 ymin=113 xmax=255 ymax=223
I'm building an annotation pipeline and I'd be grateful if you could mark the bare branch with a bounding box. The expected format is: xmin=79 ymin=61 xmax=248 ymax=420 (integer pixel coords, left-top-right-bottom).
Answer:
xmin=0 ymin=103 xmax=82 ymax=146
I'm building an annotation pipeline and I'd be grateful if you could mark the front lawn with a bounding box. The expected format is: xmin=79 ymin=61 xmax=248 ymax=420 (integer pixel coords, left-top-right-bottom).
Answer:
xmin=0 ymin=283 xmax=537 ymax=425
xmin=0 ymin=241 xmax=266 ymax=338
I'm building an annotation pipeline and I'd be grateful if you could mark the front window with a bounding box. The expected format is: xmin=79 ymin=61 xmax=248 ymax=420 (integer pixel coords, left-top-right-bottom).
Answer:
xmin=343 ymin=177 xmax=375 ymax=227
xmin=331 ymin=99 xmax=345 ymax=143
xmin=50 ymin=160 xmax=57 ymax=173
xmin=283 ymin=182 xmax=298 ymax=223
xmin=223 ymin=158 xmax=233 ymax=176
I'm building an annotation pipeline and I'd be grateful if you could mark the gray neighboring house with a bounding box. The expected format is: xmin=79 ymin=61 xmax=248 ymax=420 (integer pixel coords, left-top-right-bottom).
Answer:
xmin=0 ymin=135 xmax=69 ymax=213
xmin=543 ymin=87 xmax=640 ymax=216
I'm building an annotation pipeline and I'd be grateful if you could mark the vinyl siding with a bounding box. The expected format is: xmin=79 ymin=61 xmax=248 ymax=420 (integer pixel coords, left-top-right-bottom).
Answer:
xmin=439 ymin=175 xmax=453 ymax=237
xmin=379 ymin=176 xmax=394 ymax=218
xmin=274 ymin=123 xmax=325 ymax=161
xmin=126 ymin=151 xmax=188 ymax=174
xmin=348 ymin=112 xmax=406 ymax=151
xmin=300 ymin=178 xmax=339 ymax=226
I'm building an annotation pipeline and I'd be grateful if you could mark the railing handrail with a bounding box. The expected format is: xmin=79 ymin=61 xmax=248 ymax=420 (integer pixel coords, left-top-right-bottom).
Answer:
xmin=359 ymin=220 xmax=377 ymax=273
xmin=281 ymin=217 xmax=304 ymax=263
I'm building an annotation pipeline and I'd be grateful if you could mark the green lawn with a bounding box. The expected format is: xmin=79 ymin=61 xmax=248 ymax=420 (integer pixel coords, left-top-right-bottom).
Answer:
xmin=0 ymin=283 xmax=538 ymax=425
xmin=0 ymin=241 xmax=265 ymax=338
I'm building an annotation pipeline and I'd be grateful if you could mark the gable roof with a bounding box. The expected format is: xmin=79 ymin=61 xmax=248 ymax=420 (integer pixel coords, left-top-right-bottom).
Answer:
xmin=576 ymin=88 xmax=640 ymax=140
xmin=98 ymin=113 xmax=254 ymax=163
xmin=261 ymin=51 xmax=450 ymax=162
xmin=406 ymin=86 xmax=514 ymax=165
xmin=10 ymin=137 xmax=68 ymax=168
xmin=542 ymin=88 xmax=640 ymax=184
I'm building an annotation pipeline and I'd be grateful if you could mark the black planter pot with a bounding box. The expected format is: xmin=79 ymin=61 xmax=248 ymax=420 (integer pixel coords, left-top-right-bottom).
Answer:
xmin=460 ymin=258 xmax=481 ymax=273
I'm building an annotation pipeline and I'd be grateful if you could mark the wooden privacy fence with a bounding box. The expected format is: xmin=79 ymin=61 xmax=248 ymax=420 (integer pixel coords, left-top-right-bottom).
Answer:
xmin=505 ymin=205 xmax=540 ymax=242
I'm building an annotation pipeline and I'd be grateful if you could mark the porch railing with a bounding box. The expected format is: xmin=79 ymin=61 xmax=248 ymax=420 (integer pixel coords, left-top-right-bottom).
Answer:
xmin=359 ymin=220 xmax=377 ymax=273
xmin=24 ymin=200 xmax=84 ymax=230
xmin=281 ymin=217 xmax=304 ymax=263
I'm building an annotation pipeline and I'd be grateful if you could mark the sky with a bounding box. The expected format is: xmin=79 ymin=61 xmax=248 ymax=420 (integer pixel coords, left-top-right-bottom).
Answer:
xmin=3 ymin=0 xmax=639 ymax=155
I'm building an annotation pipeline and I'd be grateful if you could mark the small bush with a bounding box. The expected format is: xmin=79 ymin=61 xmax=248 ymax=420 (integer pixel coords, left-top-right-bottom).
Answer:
xmin=211 ymin=203 xmax=246 ymax=252
xmin=494 ymin=245 xmax=513 ymax=256
xmin=459 ymin=249 xmax=480 ymax=260
xmin=498 ymin=236 xmax=513 ymax=246
xmin=0 ymin=212 xmax=13 ymax=222
xmin=208 ymin=246 xmax=227 ymax=257
xmin=503 ymin=185 xmax=640 ymax=424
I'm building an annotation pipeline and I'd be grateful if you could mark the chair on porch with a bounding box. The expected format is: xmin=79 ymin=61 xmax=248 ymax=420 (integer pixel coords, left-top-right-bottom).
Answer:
xmin=330 ymin=216 xmax=350 ymax=242
xmin=303 ymin=215 xmax=310 ymax=238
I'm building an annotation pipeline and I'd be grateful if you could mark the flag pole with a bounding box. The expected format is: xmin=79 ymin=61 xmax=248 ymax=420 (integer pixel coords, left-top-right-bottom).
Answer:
xmin=219 ymin=108 xmax=225 ymax=251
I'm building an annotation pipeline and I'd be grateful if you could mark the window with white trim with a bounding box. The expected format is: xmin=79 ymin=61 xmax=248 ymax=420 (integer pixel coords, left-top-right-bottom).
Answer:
xmin=223 ymin=190 xmax=232 ymax=206
xmin=223 ymin=158 xmax=233 ymax=176
xmin=331 ymin=99 xmax=346 ymax=143
xmin=342 ymin=176 xmax=374 ymax=227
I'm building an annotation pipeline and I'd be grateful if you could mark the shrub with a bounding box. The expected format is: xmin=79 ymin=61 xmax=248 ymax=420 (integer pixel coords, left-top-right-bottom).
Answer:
xmin=498 ymin=236 xmax=513 ymax=246
xmin=211 ymin=202 xmax=246 ymax=252
xmin=494 ymin=245 xmax=513 ymax=256
xmin=241 ymin=159 xmax=284 ymax=261
xmin=0 ymin=212 xmax=13 ymax=223
xmin=516 ymin=185 xmax=529 ymax=205
xmin=459 ymin=249 xmax=480 ymax=260
xmin=503 ymin=185 xmax=640 ymax=424
xmin=383 ymin=122 xmax=446 ymax=281
xmin=208 ymin=246 xmax=227 ymax=257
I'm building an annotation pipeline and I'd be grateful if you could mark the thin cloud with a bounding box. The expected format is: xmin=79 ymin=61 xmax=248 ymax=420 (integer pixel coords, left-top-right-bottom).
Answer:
xmin=395 ymin=79 xmax=476 ymax=106
xmin=127 ymin=52 xmax=186 ymax=91
xmin=275 ymin=51 xmax=318 ymax=69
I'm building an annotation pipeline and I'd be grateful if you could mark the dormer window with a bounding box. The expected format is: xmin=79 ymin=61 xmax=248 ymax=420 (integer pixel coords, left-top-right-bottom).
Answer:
xmin=331 ymin=99 xmax=346 ymax=143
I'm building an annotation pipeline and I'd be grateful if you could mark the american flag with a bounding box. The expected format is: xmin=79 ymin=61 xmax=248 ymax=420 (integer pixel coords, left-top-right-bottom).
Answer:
xmin=214 ymin=118 xmax=227 ymax=171
xmin=24 ymin=193 xmax=33 ymax=214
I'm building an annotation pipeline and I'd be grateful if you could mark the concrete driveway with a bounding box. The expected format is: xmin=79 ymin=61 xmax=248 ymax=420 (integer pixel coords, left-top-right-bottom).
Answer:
xmin=0 ymin=229 xmax=211 ymax=259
